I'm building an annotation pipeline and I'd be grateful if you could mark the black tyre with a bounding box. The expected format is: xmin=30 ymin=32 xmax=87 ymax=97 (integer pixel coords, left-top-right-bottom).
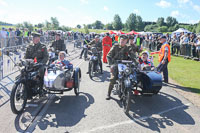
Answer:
xmin=89 ymin=61 xmax=94 ymax=79
xmin=10 ymin=82 xmax=27 ymax=114
xmin=122 ymin=88 xmax=132 ymax=114
xmin=74 ymin=69 xmax=81 ymax=96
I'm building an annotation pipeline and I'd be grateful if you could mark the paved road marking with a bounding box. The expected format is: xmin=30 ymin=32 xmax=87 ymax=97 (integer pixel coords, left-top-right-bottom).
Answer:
xmin=80 ymin=103 xmax=191 ymax=133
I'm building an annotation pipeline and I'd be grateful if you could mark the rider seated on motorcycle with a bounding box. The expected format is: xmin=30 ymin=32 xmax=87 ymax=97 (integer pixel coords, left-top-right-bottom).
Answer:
xmin=86 ymin=35 xmax=103 ymax=74
xmin=138 ymin=51 xmax=154 ymax=71
xmin=51 ymin=51 xmax=73 ymax=70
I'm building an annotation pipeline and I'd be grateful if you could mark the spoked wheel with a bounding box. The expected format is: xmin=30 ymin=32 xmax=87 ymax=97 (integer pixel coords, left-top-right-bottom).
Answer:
xmin=89 ymin=62 xmax=94 ymax=79
xmin=74 ymin=69 xmax=81 ymax=96
xmin=10 ymin=82 xmax=27 ymax=114
xmin=121 ymin=87 xmax=132 ymax=114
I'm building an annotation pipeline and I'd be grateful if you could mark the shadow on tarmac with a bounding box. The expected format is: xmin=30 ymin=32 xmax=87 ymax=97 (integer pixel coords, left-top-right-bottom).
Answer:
xmin=91 ymin=70 xmax=110 ymax=82
xmin=14 ymin=92 xmax=94 ymax=132
xmin=111 ymin=92 xmax=195 ymax=132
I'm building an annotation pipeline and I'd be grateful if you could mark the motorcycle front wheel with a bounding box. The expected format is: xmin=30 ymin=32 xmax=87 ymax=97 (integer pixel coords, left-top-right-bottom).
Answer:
xmin=122 ymin=87 xmax=132 ymax=114
xmin=10 ymin=82 xmax=27 ymax=114
xmin=89 ymin=61 xmax=94 ymax=79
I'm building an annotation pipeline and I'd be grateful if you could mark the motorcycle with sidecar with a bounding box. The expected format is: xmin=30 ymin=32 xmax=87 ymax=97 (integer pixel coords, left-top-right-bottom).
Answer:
xmin=113 ymin=60 xmax=162 ymax=114
xmin=9 ymin=56 xmax=81 ymax=114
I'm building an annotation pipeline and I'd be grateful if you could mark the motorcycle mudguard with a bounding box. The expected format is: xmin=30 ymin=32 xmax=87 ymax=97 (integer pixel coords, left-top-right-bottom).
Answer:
xmin=140 ymin=71 xmax=162 ymax=93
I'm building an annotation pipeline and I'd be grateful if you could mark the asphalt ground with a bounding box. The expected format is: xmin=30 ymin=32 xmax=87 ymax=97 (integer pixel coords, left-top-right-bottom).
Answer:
xmin=0 ymin=42 xmax=200 ymax=133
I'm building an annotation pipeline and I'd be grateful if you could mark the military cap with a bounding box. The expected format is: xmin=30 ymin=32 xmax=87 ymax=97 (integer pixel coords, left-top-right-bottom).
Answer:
xmin=160 ymin=35 xmax=167 ymax=39
xmin=32 ymin=32 xmax=41 ymax=37
xmin=95 ymin=35 xmax=100 ymax=38
xmin=55 ymin=32 xmax=61 ymax=36
xmin=120 ymin=34 xmax=128 ymax=39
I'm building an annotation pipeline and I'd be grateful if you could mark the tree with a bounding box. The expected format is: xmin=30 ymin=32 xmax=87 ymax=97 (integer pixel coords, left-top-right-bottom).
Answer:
xmin=166 ymin=16 xmax=178 ymax=27
xmin=45 ymin=20 xmax=51 ymax=30
xmin=125 ymin=13 xmax=136 ymax=31
xmin=196 ymin=22 xmax=200 ymax=33
xmin=87 ymin=24 xmax=92 ymax=29
xmin=22 ymin=21 xmax=33 ymax=31
xmin=144 ymin=24 xmax=158 ymax=32
xmin=157 ymin=17 xmax=165 ymax=27
xmin=76 ymin=24 xmax=81 ymax=29
xmin=113 ymin=14 xmax=123 ymax=30
xmin=58 ymin=26 xmax=71 ymax=31
xmin=174 ymin=24 xmax=179 ymax=30
xmin=83 ymin=24 xmax=89 ymax=34
xmin=93 ymin=20 xmax=104 ymax=29
xmin=50 ymin=17 xmax=59 ymax=30
xmin=37 ymin=23 xmax=44 ymax=28
xmin=158 ymin=26 xmax=168 ymax=32
xmin=104 ymin=23 xmax=113 ymax=30
xmin=136 ymin=15 xmax=144 ymax=31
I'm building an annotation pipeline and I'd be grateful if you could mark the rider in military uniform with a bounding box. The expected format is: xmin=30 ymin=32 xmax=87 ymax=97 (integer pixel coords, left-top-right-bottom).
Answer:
xmin=87 ymin=35 xmax=103 ymax=74
xmin=24 ymin=32 xmax=49 ymax=97
xmin=127 ymin=35 xmax=142 ymax=64
xmin=50 ymin=33 xmax=66 ymax=56
xmin=25 ymin=32 xmax=49 ymax=64
xmin=106 ymin=35 xmax=129 ymax=100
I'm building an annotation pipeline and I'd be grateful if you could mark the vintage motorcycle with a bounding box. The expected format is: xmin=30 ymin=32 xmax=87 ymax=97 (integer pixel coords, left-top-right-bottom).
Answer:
xmin=88 ymin=47 xmax=102 ymax=79
xmin=10 ymin=59 xmax=45 ymax=114
xmin=8 ymin=53 xmax=81 ymax=114
xmin=113 ymin=60 xmax=162 ymax=114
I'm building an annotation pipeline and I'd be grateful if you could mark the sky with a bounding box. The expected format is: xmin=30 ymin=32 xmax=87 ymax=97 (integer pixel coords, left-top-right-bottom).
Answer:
xmin=0 ymin=0 xmax=200 ymax=27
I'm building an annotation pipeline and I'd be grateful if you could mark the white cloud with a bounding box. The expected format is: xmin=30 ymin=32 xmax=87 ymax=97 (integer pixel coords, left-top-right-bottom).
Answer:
xmin=103 ymin=6 xmax=109 ymax=11
xmin=170 ymin=10 xmax=189 ymax=19
xmin=188 ymin=20 xmax=199 ymax=24
xmin=0 ymin=0 xmax=8 ymax=6
xmin=133 ymin=9 xmax=140 ymax=14
xmin=80 ymin=0 xmax=89 ymax=4
xmin=177 ymin=0 xmax=190 ymax=4
xmin=156 ymin=0 xmax=171 ymax=8
xmin=57 ymin=6 xmax=68 ymax=13
xmin=171 ymin=10 xmax=180 ymax=17
xmin=193 ymin=5 xmax=200 ymax=13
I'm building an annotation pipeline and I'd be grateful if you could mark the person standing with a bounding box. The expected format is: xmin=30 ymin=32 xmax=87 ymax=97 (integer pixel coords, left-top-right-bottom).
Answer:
xmin=80 ymin=36 xmax=90 ymax=59
xmin=0 ymin=27 xmax=8 ymax=48
xmin=102 ymin=33 xmax=112 ymax=63
xmin=189 ymin=34 xmax=196 ymax=58
xmin=154 ymin=36 xmax=171 ymax=83
xmin=195 ymin=36 xmax=200 ymax=61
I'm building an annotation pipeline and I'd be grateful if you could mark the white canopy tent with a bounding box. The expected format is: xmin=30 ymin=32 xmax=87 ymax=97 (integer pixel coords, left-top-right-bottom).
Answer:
xmin=172 ymin=28 xmax=191 ymax=34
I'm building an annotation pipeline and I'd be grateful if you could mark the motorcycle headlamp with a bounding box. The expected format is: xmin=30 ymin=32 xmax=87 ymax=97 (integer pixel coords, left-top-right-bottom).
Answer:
xmin=124 ymin=68 xmax=131 ymax=75
xmin=92 ymin=56 xmax=98 ymax=61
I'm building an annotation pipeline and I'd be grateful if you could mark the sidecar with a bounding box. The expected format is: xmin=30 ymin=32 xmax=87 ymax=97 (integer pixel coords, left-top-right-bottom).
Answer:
xmin=137 ymin=70 xmax=162 ymax=95
xmin=44 ymin=67 xmax=81 ymax=96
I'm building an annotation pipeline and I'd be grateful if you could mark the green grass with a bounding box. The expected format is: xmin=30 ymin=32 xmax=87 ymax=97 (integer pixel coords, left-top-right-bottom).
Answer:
xmin=71 ymin=28 xmax=109 ymax=34
xmin=71 ymin=28 xmax=130 ymax=34
xmin=0 ymin=25 xmax=16 ymax=29
xmin=152 ymin=54 xmax=200 ymax=94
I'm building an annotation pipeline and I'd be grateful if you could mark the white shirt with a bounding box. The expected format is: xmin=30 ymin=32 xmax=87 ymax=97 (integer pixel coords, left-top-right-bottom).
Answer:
xmin=0 ymin=30 xmax=7 ymax=38
xmin=196 ymin=40 xmax=200 ymax=50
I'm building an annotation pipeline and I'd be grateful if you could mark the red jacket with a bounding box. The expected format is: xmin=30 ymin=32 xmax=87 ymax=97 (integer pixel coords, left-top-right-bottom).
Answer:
xmin=102 ymin=36 xmax=112 ymax=47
